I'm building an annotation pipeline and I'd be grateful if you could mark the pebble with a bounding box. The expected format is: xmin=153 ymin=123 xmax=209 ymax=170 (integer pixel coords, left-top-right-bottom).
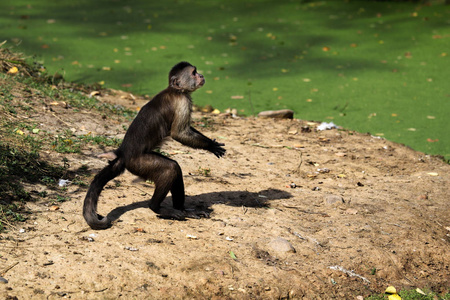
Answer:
xmin=268 ymin=237 xmax=296 ymax=253
xmin=0 ymin=277 xmax=8 ymax=284
xmin=324 ymin=194 xmax=344 ymax=205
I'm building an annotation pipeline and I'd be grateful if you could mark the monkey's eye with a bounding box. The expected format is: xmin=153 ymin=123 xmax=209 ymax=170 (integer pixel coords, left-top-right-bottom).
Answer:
xmin=192 ymin=69 xmax=197 ymax=76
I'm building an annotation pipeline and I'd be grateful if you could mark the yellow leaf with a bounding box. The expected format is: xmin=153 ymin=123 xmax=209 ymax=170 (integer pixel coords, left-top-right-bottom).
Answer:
xmin=16 ymin=129 xmax=24 ymax=135
xmin=272 ymin=87 xmax=278 ymax=91
xmin=388 ymin=294 xmax=401 ymax=300
xmin=102 ymin=66 xmax=111 ymax=71
xmin=206 ymin=90 xmax=213 ymax=94
xmin=427 ymin=172 xmax=438 ymax=176
xmin=7 ymin=66 xmax=19 ymax=74
xmin=385 ymin=286 xmax=397 ymax=294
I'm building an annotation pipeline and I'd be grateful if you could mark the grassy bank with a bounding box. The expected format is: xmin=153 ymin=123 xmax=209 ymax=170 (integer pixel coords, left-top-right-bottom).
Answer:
xmin=0 ymin=1 xmax=448 ymax=160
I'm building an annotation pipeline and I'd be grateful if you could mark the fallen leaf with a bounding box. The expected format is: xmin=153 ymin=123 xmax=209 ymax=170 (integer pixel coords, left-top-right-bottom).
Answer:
xmin=7 ymin=66 xmax=19 ymax=74
xmin=322 ymin=46 xmax=330 ymax=51
xmin=15 ymin=129 xmax=24 ymax=135
xmin=385 ymin=286 xmax=397 ymax=294
xmin=388 ymin=294 xmax=401 ymax=300
xmin=427 ymin=172 xmax=438 ymax=176
xmin=49 ymin=205 xmax=60 ymax=211
xmin=426 ymin=138 xmax=439 ymax=143
xmin=231 ymin=95 xmax=244 ymax=99
xmin=229 ymin=251 xmax=237 ymax=260
xmin=416 ymin=288 xmax=426 ymax=295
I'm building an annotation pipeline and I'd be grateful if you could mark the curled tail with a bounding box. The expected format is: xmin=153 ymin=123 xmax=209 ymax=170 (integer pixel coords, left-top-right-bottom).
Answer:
xmin=83 ymin=157 xmax=125 ymax=229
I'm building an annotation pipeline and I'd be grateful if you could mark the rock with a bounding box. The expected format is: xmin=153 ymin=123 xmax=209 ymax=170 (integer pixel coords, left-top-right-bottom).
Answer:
xmin=268 ymin=237 xmax=296 ymax=253
xmin=324 ymin=194 xmax=344 ymax=205
xmin=0 ymin=276 xmax=8 ymax=284
xmin=258 ymin=109 xmax=294 ymax=119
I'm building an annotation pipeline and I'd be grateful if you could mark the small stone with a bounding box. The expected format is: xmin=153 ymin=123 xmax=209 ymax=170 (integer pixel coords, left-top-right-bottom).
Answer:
xmin=0 ymin=277 xmax=8 ymax=284
xmin=268 ymin=237 xmax=296 ymax=253
xmin=258 ymin=109 xmax=294 ymax=119
xmin=324 ymin=194 xmax=344 ymax=205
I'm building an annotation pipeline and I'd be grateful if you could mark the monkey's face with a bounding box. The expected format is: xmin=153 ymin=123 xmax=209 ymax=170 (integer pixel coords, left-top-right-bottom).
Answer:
xmin=170 ymin=64 xmax=205 ymax=92
xmin=188 ymin=66 xmax=205 ymax=91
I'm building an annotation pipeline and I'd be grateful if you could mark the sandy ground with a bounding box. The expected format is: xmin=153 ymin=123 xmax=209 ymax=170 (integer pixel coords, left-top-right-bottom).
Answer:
xmin=1 ymin=88 xmax=449 ymax=299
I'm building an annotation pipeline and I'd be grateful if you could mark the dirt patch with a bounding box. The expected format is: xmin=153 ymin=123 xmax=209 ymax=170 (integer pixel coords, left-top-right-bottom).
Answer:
xmin=1 ymin=90 xmax=449 ymax=299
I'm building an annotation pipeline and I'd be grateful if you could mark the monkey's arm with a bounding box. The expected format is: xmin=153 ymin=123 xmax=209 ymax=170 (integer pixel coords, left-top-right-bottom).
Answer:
xmin=172 ymin=126 xmax=226 ymax=158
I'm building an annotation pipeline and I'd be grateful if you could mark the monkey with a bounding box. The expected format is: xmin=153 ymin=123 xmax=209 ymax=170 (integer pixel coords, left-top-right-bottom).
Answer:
xmin=83 ymin=62 xmax=226 ymax=230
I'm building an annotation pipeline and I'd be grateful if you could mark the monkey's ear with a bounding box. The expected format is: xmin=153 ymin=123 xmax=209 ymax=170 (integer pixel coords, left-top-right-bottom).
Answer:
xmin=170 ymin=76 xmax=181 ymax=89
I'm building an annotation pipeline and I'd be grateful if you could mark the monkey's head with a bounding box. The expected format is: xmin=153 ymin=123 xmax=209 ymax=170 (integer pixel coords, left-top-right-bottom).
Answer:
xmin=169 ymin=61 xmax=205 ymax=93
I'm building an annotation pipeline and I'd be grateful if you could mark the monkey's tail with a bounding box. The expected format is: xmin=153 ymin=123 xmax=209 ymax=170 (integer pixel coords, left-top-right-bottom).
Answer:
xmin=83 ymin=157 xmax=125 ymax=229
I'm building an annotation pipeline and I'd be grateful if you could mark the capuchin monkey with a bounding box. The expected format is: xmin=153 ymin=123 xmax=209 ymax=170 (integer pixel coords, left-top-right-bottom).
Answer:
xmin=83 ymin=62 xmax=226 ymax=229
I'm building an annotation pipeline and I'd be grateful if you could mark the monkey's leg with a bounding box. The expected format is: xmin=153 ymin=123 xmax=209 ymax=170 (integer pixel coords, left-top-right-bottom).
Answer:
xmin=127 ymin=152 xmax=184 ymax=214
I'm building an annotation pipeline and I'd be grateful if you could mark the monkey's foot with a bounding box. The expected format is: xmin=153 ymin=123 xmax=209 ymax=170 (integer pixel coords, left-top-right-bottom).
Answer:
xmin=184 ymin=208 xmax=210 ymax=219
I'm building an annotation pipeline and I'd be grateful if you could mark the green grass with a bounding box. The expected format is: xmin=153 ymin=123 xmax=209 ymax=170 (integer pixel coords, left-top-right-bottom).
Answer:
xmin=0 ymin=0 xmax=449 ymax=161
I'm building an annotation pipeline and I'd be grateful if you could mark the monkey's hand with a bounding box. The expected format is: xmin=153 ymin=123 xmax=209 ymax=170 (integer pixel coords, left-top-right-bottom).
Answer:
xmin=208 ymin=139 xmax=226 ymax=158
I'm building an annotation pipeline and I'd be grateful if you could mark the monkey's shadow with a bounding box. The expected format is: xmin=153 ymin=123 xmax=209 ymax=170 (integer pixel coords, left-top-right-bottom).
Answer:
xmin=105 ymin=189 xmax=292 ymax=224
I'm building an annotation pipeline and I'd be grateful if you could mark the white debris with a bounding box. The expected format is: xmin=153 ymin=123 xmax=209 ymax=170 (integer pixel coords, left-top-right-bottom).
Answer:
xmin=58 ymin=179 xmax=71 ymax=187
xmin=317 ymin=122 xmax=338 ymax=131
